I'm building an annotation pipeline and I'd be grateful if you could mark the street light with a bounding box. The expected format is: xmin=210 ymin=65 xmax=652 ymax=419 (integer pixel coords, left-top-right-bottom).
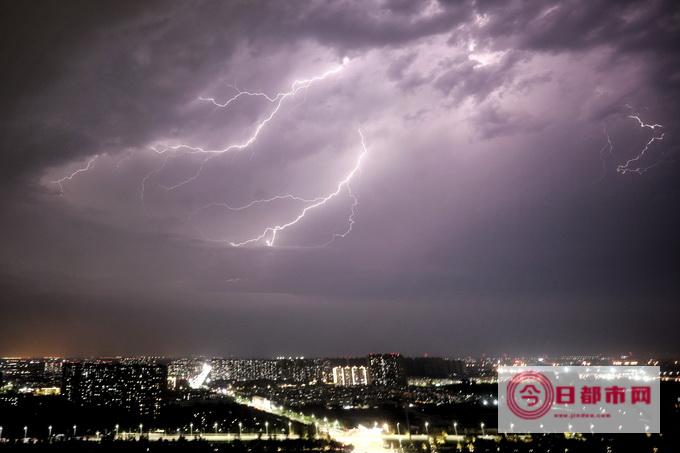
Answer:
xmin=0 ymin=426 xmax=3 ymax=440
xmin=425 ymin=421 xmax=429 ymax=436
xmin=48 ymin=425 xmax=52 ymax=439
xmin=190 ymin=423 xmax=193 ymax=436
xmin=288 ymin=421 xmax=292 ymax=437
xmin=73 ymin=425 xmax=77 ymax=438
xmin=396 ymin=423 xmax=402 ymax=450
xmin=213 ymin=422 xmax=218 ymax=434
xmin=23 ymin=426 xmax=28 ymax=441
xmin=265 ymin=421 xmax=269 ymax=438
xmin=480 ymin=422 xmax=485 ymax=436
xmin=139 ymin=424 xmax=143 ymax=436
xmin=453 ymin=422 xmax=458 ymax=436
xmin=115 ymin=424 xmax=119 ymax=438
xmin=238 ymin=422 xmax=242 ymax=438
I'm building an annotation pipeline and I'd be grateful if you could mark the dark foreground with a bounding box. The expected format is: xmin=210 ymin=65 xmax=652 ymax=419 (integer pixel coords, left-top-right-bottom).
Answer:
xmin=0 ymin=434 xmax=679 ymax=453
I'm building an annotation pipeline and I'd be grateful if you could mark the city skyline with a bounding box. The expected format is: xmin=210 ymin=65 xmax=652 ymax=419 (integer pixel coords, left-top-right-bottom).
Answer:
xmin=1 ymin=354 xmax=678 ymax=448
xmin=1 ymin=0 xmax=680 ymax=358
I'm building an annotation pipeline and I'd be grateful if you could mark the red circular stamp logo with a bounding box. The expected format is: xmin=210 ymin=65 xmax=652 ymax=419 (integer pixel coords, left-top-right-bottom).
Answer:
xmin=507 ymin=371 xmax=554 ymax=419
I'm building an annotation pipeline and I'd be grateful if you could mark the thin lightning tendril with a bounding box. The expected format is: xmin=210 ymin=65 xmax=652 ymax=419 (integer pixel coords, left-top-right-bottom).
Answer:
xmin=321 ymin=184 xmax=359 ymax=247
xmin=190 ymin=194 xmax=325 ymax=219
xmin=616 ymin=114 xmax=665 ymax=175
xmin=115 ymin=150 xmax=136 ymax=169
xmin=140 ymin=154 xmax=169 ymax=204
xmin=51 ymin=155 xmax=99 ymax=193
xmin=597 ymin=127 xmax=614 ymax=181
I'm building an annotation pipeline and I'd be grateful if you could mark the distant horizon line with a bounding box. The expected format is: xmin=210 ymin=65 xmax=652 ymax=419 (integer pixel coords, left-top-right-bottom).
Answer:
xmin=2 ymin=352 xmax=678 ymax=360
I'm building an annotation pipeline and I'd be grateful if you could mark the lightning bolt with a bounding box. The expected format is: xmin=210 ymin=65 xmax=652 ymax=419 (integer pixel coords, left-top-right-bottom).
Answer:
xmin=628 ymin=115 xmax=663 ymax=131
xmin=140 ymin=154 xmax=169 ymax=204
xmin=47 ymin=59 xmax=366 ymax=248
xmin=322 ymin=185 xmax=359 ymax=247
xmin=218 ymin=129 xmax=368 ymax=247
xmin=616 ymin=115 xmax=665 ymax=175
xmin=597 ymin=126 xmax=614 ymax=181
xmin=151 ymin=58 xmax=350 ymax=190
xmin=190 ymin=194 xmax=325 ymax=218
xmin=197 ymin=86 xmax=283 ymax=109
xmin=115 ymin=149 xmax=136 ymax=169
xmin=51 ymin=155 xmax=99 ymax=193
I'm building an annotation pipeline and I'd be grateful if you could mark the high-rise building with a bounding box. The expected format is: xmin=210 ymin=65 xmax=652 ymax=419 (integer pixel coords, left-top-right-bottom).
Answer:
xmin=368 ymin=353 xmax=407 ymax=386
xmin=0 ymin=359 xmax=47 ymax=387
xmin=208 ymin=358 xmax=324 ymax=384
xmin=62 ymin=361 xmax=167 ymax=418
xmin=209 ymin=358 xmax=279 ymax=382
xmin=332 ymin=365 xmax=369 ymax=386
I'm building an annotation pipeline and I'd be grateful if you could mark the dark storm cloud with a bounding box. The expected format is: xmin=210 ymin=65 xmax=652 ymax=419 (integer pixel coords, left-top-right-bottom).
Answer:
xmin=1 ymin=0 xmax=472 ymax=185
xmin=1 ymin=0 xmax=679 ymax=356
xmin=475 ymin=0 xmax=679 ymax=54
xmin=471 ymin=0 xmax=680 ymax=94
xmin=3 ymin=0 xmax=678 ymax=180
xmin=433 ymin=51 xmax=526 ymax=103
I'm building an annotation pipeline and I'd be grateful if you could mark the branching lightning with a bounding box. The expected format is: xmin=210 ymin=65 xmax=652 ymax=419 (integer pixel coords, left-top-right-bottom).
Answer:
xmin=51 ymin=155 xmax=99 ymax=193
xmin=48 ymin=59 xmax=362 ymax=248
xmin=616 ymin=114 xmax=665 ymax=175
xmin=151 ymin=58 xmax=350 ymax=191
xmin=142 ymin=58 xmax=365 ymax=247
xmin=204 ymin=129 xmax=368 ymax=247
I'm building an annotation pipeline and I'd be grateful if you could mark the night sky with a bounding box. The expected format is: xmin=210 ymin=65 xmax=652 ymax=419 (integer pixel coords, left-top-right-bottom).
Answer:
xmin=1 ymin=0 xmax=679 ymax=357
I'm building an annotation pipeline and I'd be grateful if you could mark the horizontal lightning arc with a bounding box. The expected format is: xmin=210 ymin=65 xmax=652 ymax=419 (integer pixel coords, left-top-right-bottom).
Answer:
xmin=198 ymin=87 xmax=283 ymax=108
xmin=628 ymin=115 xmax=663 ymax=130
xmin=190 ymin=194 xmax=325 ymax=219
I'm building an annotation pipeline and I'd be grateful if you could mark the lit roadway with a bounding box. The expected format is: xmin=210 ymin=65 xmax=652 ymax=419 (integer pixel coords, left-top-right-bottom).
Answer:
xmin=89 ymin=389 xmax=490 ymax=452
xmin=227 ymin=391 xmax=475 ymax=453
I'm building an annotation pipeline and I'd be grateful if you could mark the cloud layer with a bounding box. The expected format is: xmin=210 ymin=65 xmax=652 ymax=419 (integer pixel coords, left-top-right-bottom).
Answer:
xmin=1 ymin=0 xmax=679 ymax=356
